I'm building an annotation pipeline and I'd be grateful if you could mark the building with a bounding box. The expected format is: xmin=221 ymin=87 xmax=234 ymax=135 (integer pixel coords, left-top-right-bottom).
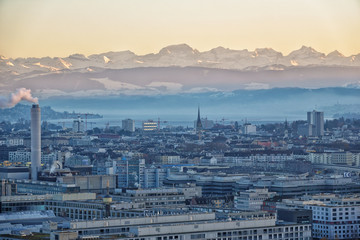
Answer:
xmin=0 ymin=167 xmax=29 ymax=180
xmin=157 ymin=155 xmax=181 ymax=164
xmin=122 ymin=119 xmax=135 ymax=132
xmin=113 ymin=188 xmax=187 ymax=208
xmin=276 ymin=194 xmax=360 ymax=240
xmin=117 ymin=158 xmax=145 ymax=189
xmin=8 ymin=150 xmax=31 ymax=165
xmin=235 ymin=188 xmax=276 ymax=211
xmin=307 ymin=110 xmax=324 ymax=137
xmin=304 ymin=195 xmax=360 ymax=240
xmin=194 ymin=118 xmax=214 ymax=130
xmin=47 ymin=212 xmax=312 ymax=240
xmin=242 ymin=123 xmax=257 ymax=135
xmin=14 ymin=179 xmax=80 ymax=195
xmin=57 ymin=175 xmax=116 ymax=194
xmin=143 ymin=166 xmax=169 ymax=188
xmin=72 ymin=117 xmax=84 ymax=133
xmin=0 ymin=179 xmax=17 ymax=197
xmin=142 ymin=120 xmax=158 ymax=131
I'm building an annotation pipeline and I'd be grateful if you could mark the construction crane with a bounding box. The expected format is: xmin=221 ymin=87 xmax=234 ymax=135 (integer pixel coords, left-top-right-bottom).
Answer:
xmin=67 ymin=112 xmax=99 ymax=131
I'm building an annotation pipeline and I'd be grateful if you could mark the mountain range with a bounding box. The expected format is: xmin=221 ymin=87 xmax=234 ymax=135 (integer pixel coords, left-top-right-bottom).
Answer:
xmin=1 ymin=44 xmax=360 ymax=97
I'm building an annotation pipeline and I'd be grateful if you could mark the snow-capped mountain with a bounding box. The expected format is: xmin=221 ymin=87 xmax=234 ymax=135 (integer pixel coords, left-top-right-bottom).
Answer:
xmin=1 ymin=44 xmax=360 ymax=97
xmin=1 ymin=44 xmax=359 ymax=75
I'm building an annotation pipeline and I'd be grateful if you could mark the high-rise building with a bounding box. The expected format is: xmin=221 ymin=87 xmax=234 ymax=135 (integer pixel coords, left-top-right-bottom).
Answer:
xmin=307 ymin=110 xmax=324 ymax=137
xmin=31 ymin=104 xmax=41 ymax=181
xmin=72 ymin=117 xmax=84 ymax=133
xmin=117 ymin=158 xmax=145 ymax=189
xmin=122 ymin=118 xmax=135 ymax=132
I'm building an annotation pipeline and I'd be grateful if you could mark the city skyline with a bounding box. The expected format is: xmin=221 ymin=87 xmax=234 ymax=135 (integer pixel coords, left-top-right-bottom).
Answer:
xmin=1 ymin=0 xmax=360 ymax=58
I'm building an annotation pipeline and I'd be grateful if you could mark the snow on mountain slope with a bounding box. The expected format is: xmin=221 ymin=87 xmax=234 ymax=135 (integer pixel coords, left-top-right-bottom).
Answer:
xmin=2 ymin=44 xmax=359 ymax=76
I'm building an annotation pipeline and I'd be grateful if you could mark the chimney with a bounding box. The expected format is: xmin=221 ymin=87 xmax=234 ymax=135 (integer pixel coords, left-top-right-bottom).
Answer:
xmin=31 ymin=104 xmax=41 ymax=181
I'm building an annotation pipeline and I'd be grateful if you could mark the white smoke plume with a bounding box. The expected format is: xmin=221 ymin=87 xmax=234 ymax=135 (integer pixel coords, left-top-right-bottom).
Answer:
xmin=0 ymin=88 xmax=38 ymax=108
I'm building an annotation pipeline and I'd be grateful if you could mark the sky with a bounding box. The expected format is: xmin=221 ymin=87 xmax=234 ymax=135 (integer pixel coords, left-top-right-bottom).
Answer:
xmin=0 ymin=0 xmax=360 ymax=58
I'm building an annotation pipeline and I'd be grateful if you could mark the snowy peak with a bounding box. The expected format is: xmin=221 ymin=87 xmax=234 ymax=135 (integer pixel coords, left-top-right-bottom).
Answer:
xmin=327 ymin=50 xmax=345 ymax=58
xmin=158 ymin=44 xmax=198 ymax=56
xmin=254 ymin=48 xmax=283 ymax=58
xmin=287 ymin=46 xmax=325 ymax=59
xmin=1 ymin=45 xmax=359 ymax=75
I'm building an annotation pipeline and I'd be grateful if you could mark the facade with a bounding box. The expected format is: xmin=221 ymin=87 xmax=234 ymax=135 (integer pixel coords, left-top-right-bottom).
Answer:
xmin=242 ymin=123 xmax=257 ymax=134
xmin=307 ymin=203 xmax=360 ymax=239
xmin=235 ymin=188 xmax=276 ymax=211
xmin=307 ymin=110 xmax=324 ymax=137
xmin=117 ymin=158 xmax=145 ymax=189
xmin=57 ymin=175 xmax=116 ymax=194
xmin=5 ymin=138 xmax=24 ymax=146
xmin=0 ymin=167 xmax=29 ymax=180
xmin=8 ymin=150 xmax=30 ymax=165
xmin=48 ymin=212 xmax=312 ymax=240
xmin=143 ymin=166 xmax=169 ymax=188
xmin=14 ymin=179 xmax=80 ymax=194
xmin=157 ymin=155 xmax=181 ymax=164
xmin=72 ymin=118 xmax=84 ymax=133
xmin=278 ymin=194 xmax=360 ymax=240
xmin=122 ymin=119 xmax=135 ymax=132
xmin=142 ymin=120 xmax=158 ymax=131
xmin=114 ymin=188 xmax=187 ymax=208
xmin=309 ymin=152 xmax=355 ymax=166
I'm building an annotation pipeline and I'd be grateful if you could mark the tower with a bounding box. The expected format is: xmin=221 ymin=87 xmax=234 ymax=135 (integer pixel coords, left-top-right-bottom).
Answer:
xmin=31 ymin=104 xmax=41 ymax=181
xmin=307 ymin=110 xmax=324 ymax=137
xmin=196 ymin=106 xmax=203 ymax=140
xmin=196 ymin=106 xmax=202 ymax=131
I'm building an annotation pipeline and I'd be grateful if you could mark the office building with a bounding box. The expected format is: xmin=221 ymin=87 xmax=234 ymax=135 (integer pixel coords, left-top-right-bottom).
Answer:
xmin=143 ymin=166 xmax=169 ymax=188
xmin=46 ymin=212 xmax=311 ymax=240
xmin=307 ymin=110 xmax=324 ymax=137
xmin=117 ymin=158 xmax=145 ymax=189
xmin=235 ymin=188 xmax=276 ymax=211
xmin=142 ymin=120 xmax=158 ymax=131
xmin=72 ymin=117 xmax=84 ymax=133
xmin=122 ymin=118 xmax=135 ymax=132
xmin=242 ymin=123 xmax=257 ymax=134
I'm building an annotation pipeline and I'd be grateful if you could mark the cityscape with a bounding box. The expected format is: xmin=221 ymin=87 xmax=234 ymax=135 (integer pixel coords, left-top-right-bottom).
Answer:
xmin=1 ymin=1 xmax=360 ymax=240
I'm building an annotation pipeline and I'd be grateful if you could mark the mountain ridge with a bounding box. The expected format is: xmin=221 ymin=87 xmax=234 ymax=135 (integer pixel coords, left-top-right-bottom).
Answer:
xmin=1 ymin=44 xmax=360 ymax=97
xmin=1 ymin=44 xmax=360 ymax=76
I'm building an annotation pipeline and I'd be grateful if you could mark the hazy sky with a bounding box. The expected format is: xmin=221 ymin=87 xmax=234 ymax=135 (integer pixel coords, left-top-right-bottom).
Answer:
xmin=1 ymin=0 xmax=359 ymax=58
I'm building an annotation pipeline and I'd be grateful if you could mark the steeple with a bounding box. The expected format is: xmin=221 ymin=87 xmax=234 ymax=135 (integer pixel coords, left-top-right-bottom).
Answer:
xmin=196 ymin=106 xmax=202 ymax=130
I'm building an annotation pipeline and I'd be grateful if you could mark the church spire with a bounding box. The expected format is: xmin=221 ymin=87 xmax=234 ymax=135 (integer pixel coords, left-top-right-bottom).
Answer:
xmin=196 ymin=105 xmax=202 ymax=130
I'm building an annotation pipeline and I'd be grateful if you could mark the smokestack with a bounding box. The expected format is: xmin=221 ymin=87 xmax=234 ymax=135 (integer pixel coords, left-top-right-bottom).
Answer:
xmin=31 ymin=104 xmax=41 ymax=181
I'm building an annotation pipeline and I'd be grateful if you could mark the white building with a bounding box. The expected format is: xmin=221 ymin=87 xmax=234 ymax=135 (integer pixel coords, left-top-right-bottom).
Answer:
xmin=304 ymin=196 xmax=360 ymax=240
xmin=278 ymin=194 xmax=360 ymax=240
xmin=122 ymin=118 xmax=135 ymax=132
xmin=6 ymin=138 xmax=24 ymax=146
xmin=241 ymin=123 xmax=257 ymax=134
xmin=49 ymin=212 xmax=311 ymax=240
xmin=235 ymin=188 xmax=276 ymax=211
